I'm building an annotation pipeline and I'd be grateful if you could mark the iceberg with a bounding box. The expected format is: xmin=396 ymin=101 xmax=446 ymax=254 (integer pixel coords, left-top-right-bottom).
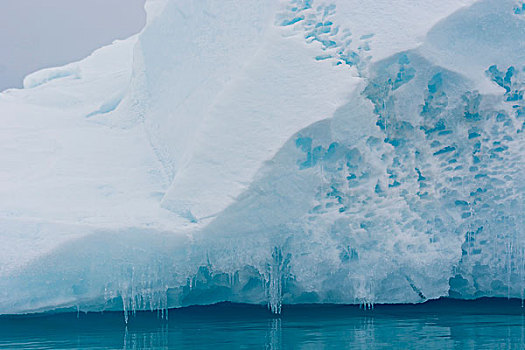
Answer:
xmin=0 ymin=0 xmax=523 ymax=316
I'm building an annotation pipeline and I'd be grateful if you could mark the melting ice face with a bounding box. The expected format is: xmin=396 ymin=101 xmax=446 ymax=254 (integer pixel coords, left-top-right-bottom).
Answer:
xmin=0 ymin=0 xmax=523 ymax=316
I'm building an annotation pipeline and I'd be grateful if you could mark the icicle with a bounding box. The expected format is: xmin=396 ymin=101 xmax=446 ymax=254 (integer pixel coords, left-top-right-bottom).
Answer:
xmin=163 ymin=289 xmax=169 ymax=320
xmin=267 ymin=247 xmax=284 ymax=314
xmin=122 ymin=295 xmax=129 ymax=324
xmin=360 ymin=300 xmax=374 ymax=310
xmin=507 ymin=240 xmax=513 ymax=300
xmin=365 ymin=301 xmax=374 ymax=310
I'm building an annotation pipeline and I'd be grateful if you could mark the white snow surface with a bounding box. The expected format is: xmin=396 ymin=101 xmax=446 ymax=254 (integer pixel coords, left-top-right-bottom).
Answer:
xmin=0 ymin=0 xmax=523 ymax=315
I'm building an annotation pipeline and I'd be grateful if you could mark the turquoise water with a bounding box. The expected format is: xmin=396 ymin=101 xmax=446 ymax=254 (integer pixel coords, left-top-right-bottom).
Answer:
xmin=0 ymin=298 xmax=523 ymax=349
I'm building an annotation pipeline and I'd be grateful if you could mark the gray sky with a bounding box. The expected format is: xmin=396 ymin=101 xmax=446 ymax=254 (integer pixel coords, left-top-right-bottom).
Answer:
xmin=0 ymin=0 xmax=146 ymax=91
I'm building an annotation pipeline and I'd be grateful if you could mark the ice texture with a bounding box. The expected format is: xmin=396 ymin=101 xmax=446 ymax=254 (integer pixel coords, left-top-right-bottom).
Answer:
xmin=0 ymin=0 xmax=523 ymax=316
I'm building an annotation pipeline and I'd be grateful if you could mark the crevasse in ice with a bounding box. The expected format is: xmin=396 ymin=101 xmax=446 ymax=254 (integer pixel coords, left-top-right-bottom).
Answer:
xmin=0 ymin=0 xmax=523 ymax=316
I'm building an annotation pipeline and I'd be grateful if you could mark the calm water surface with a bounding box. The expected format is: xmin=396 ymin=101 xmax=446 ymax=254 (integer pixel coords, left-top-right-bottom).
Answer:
xmin=0 ymin=298 xmax=523 ymax=349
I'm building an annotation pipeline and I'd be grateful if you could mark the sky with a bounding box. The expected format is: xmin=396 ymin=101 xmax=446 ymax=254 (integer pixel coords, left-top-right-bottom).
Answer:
xmin=0 ymin=0 xmax=146 ymax=91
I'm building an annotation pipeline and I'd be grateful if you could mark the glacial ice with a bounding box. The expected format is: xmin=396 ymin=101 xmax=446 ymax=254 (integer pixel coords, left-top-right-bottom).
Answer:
xmin=0 ymin=0 xmax=523 ymax=316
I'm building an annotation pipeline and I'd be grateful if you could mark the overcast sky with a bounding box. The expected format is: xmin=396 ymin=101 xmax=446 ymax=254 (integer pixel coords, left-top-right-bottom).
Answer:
xmin=0 ymin=0 xmax=146 ymax=91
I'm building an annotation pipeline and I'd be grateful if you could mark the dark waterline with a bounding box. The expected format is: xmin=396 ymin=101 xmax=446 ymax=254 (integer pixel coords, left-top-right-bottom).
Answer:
xmin=0 ymin=298 xmax=523 ymax=349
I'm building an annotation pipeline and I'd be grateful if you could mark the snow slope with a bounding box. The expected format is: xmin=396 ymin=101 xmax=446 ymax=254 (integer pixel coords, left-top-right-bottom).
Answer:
xmin=0 ymin=0 xmax=523 ymax=315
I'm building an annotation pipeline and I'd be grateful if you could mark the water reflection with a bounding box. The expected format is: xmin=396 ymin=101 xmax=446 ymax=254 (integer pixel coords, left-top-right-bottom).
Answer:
xmin=0 ymin=298 xmax=523 ymax=349
xmin=266 ymin=318 xmax=281 ymax=350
